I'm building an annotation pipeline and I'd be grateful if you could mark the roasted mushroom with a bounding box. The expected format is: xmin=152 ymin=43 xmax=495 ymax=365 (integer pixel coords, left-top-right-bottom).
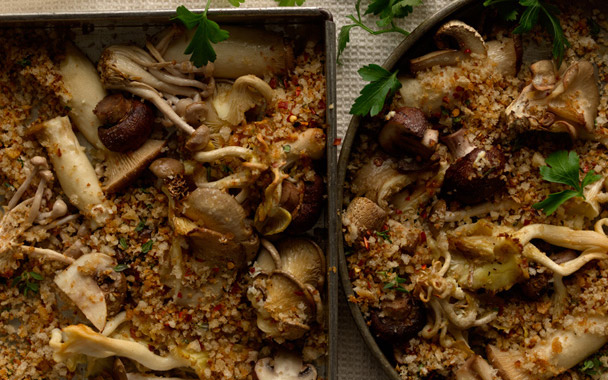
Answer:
xmin=283 ymin=173 xmax=325 ymax=234
xmin=342 ymin=197 xmax=388 ymax=245
xmin=379 ymin=107 xmax=438 ymax=159
xmin=255 ymin=351 xmax=317 ymax=380
xmin=370 ymin=294 xmax=426 ymax=344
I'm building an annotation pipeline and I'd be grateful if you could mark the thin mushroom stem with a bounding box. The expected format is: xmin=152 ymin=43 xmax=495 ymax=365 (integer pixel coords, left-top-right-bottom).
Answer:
xmin=37 ymin=199 xmax=68 ymax=224
xmin=514 ymin=224 xmax=608 ymax=250
xmin=20 ymin=246 xmax=74 ymax=265
xmin=26 ymin=170 xmax=52 ymax=225
xmin=197 ymin=171 xmax=251 ymax=189
xmin=260 ymin=239 xmax=282 ymax=269
xmin=193 ymin=146 xmax=253 ymax=163
xmin=8 ymin=156 xmax=48 ymax=210
xmin=31 ymin=214 xmax=80 ymax=232
xmin=522 ymin=244 xmax=608 ymax=276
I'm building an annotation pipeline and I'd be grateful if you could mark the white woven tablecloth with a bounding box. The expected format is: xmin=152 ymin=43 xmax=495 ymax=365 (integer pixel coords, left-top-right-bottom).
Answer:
xmin=2 ymin=1 xmax=453 ymax=378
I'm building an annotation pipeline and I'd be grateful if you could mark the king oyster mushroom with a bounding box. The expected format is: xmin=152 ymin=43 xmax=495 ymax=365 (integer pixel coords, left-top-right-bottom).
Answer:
xmin=505 ymin=60 xmax=600 ymax=139
xmin=248 ymin=237 xmax=325 ymax=340
xmin=54 ymin=252 xmax=126 ymax=331
xmin=379 ymin=106 xmax=438 ymax=159
xmin=401 ymin=20 xmax=520 ymax=116
xmin=255 ymin=351 xmax=317 ymax=380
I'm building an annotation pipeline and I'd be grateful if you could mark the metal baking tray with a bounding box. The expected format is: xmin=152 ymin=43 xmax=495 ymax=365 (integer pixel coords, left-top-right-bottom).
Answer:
xmin=1 ymin=8 xmax=337 ymax=380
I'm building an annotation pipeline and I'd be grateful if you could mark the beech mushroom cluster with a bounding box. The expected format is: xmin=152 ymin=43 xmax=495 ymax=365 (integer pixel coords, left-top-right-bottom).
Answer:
xmin=248 ymin=237 xmax=325 ymax=341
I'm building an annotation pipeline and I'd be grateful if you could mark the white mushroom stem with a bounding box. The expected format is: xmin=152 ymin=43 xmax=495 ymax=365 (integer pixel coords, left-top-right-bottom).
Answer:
xmin=36 ymin=199 xmax=68 ymax=224
xmin=32 ymin=213 xmax=79 ymax=232
xmin=8 ymin=156 xmax=48 ymax=211
xmin=198 ymin=171 xmax=252 ymax=189
xmin=101 ymin=311 xmax=127 ymax=336
xmin=444 ymin=199 xmax=518 ymax=222
xmin=33 ymin=116 xmax=110 ymax=225
xmin=514 ymin=224 xmax=608 ymax=250
xmin=260 ymin=239 xmax=282 ymax=269
xmin=58 ymin=43 xmax=107 ymax=150
xmin=19 ymin=246 xmax=74 ymax=265
xmin=26 ymin=169 xmax=52 ymax=225
xmin=124 ymin=84 xmax=195 ymax=135
xmin=193 ymin=146 xmax=253 ymax=163
xmin=50 ymin=324 xmax=190 ymax=371
xmin=522 ymin=244 xmax=608 ymax=277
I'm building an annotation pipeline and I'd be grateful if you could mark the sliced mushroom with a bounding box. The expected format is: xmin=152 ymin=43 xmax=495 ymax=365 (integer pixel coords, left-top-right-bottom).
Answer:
xmin=112 ymin=358 xmax=128 ymax=380
xmin=255 ymin=351 xmax=317 ymax=380
xmin=454 ymin=355 xmax=495 ymax=380
xmin=95 ymin=94 xmax=155 ymax=152
xmin=30 ymin=116 xmax=110 ymax=225
xmin=284 ymin=174 xmax=324 ymax=234
xmin=351 ymin=158 xmax=414 ymax=208
xmin=379 ymin=107 xmax=437 ymax=158
xmin=103 ymin=139 xmax=166 ymax=193
xmin=342 ymin=196 xmax=388 ymax=245
xmin=54 ymin=252 xmax=125 ymax=331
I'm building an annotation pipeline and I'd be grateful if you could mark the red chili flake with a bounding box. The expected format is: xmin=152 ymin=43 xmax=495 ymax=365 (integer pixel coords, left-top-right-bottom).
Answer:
xmin=333 ymin=138 xmax=342 ymax=146
xmin=464 ymin=48 xmax=471 ymax=54
xmin=184 ymin=313 xmax=192 ymax=322
xmin=363 ymin=236 xmax=370 ymax=250
xmin=294 ymin=290 xmax=305 ymax=296
xmin=213 ymin=304 xmax=223 ymax=312
xmin=249 ymin=267 xmax=256 ymax=273
xmin=278 ymin=101 xmax=289 ymax=109
xmin=523 ymin=219 xmax=531 ymax=226
xmin=130 ymin=326 xmax=138 ymax=339
xmin=373 ymin=157 xmax=384 ymax=167
xmin=177 ymin=292 xmax=182 ymax=299
xmin=291 ymin=76 xmax=299 ymax=86
xmin=318 ymin=100 xmax=326 ymax=109
xmin=395 ymin=209 xmax=403 ymax=215
xmin=442 ymin=96 xmax=450 ymax=103
xmin=148 ymin=344 xmax=155 ymax=351
xmin=295 ymin=86 xmax=302 ymax=97
xmin=420 ymin=231 xmax=427 ymax=243
xmin=583 ymin=164 xmax=590 ymax=173
xmin=57 ymin=148 xmax=62 ymax=157
xmin=231 ymin=284 xmax=241 ymax=294
xmin=455 ymin=86 xmax=464 ymax=92
xmin=178 ymin=311 xmax=186 ymax=320
xmin=421 ymin=264 xmax=427 ymax=270
xmin=420 ymin=210 xmax=428 ymax=219
xmin=283 ymin=78 xmax=289 ymax=88
xmin=269 ymin=77 xmax=278 ymax=89
xmin=212 ymin=267 xmax=220 ymax=274
xmin=358 ymin=259 xmax=365 ymax=267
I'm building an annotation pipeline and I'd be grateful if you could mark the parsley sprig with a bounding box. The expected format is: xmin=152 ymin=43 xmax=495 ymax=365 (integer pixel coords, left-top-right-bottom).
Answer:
xmin=338 ymin=0 xmax=421 ymax=64
xmin=378 ymin=271 xmax=409 ymax=293
xmin=172 ymin=2 xmax=230 ymax=67
xmin=484 ymin=0 xmax=570 ymax=65
xmin=532 ymin=150 xmax=602 ymax=215
xmin=12 ymin=271 xmax=43 ymax=297
xmin=350 ymin=64 xmax=402 ymax=117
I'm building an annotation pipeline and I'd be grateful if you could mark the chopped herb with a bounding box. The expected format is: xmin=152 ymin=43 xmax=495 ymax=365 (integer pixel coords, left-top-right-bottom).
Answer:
xmin=17 ymin=55 xmax=32 ymax=67
xmin=350 ymin=64 xmax=402 ymax=117
xmin=12 ymin=271 xmax=43 ymax=297
xmin=378 ymin=271 xmax=409 ymax=292
xmin=114 ymin=264 xmax=129 ymax=272
xmin=221 ymin=164 xmax=233 ymax=174
xmin=3 ymin=182 xmax=14 ymax=190
xmin=17 ymin=157 xmax=24 ymax=168
xmin=484 ymin=0 xmax=570 ymax=65
xmin=198 ymin=322 xmax=209 ymax=330
xmin=139 ymin=187 xmax=150 ymax=194
xmin=141 ymin=240 xmax=154 ymax=254
xmin=532 ymin=150 xmax=602 ymax=215
xmin=338 ymin=0 xmax=421 ymax=63
xmin=580 ymin=356 xmax=604 ymax=375
xmin=283 ymin=145 xmax=291 ymax=153
xmin=452 ymin=116 xmax=462 ymax=124
xmin=119 ymin=237 xmax=128 ymax=250
xmin=135 ymin=218 xmax=147 ymax=232
xmin=374 ymin=228 xmax=392 ymax=243
xmin=172 ymin=2 xmax=230 ymax=67
xmin=228 ymin=0 xmax=246 ymax=6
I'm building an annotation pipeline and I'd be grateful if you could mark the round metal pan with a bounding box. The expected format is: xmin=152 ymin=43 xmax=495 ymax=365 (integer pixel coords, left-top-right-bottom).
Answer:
xmin=336 ymin=0 xmax=486 ymax=379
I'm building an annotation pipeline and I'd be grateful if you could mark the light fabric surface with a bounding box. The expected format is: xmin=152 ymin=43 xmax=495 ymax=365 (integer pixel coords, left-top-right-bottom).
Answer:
xmin=2 ymin=0 xmax=453 ymax=378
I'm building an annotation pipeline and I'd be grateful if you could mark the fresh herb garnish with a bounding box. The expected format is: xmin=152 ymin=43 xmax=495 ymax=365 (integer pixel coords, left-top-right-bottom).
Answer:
xmin=378 ymin=271 xmax=409 ymax=293
xmin=580 ymin=356 xmax=605 ymax=375
xmin=141 ymin=240 xmax=154 ymax=254
xmin=274 ymin=0 xmax=306 ymax=5
xmin=12 ymin=271 xmax=43 ymax=297
xmin=3 ymin=182 xmax=14 ymax=190
xmin=114 ymin=264 xmax=129 ymax=272
xmin=17 ymin=157 xmax=24 ymax=168
xmin=374 ymin=227 xmax=392 ymax=243
xmin=283 ymin=145 xmax=291 ymax=153
xmin=483 ymin=0 xmax=570 ymax=65
xmin=228 ymin=0 xmax=246 ymax=6
xmin=338 ymin=0 xmax=421 ymax=63
xmin=135 ymin=218 xmax=147 ymax=232
xmin=532 ymin=150 xmax=602 ymax=215
xmin=350 ymin=64 xmax=402 ymax=117
xmin=17 ymin=55 xmax=32 ymax=67
xmin=119 ymin=237 xmax=129 ymax=250
xmin=172 ymin=2 xmax=230 ymax=67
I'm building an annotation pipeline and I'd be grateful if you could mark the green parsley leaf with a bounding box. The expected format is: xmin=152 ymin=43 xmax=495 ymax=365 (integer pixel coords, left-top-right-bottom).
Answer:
xmin=114 ymin=264 xmax=128 ymax=272
xmin=374 ymin=228 xmax=392 ymax=243
xmin=135 ymin=218 xmax=147 ymax=232
xmin=283 ymin=145 xmax=291 ymax=153
xmin=29 ymin=272 xmax=43 ymax=281
xmin=337 ymin=24 xmax=356 ymax=64
xmin=119 ymin=237 xmax=129 ymax=250
xmin=228 ymin=0 xmax=246 ymax=6
xmin=274 ymin=0 xmax=306 ymax=5
xmin=172 ymin=3 xmax=230 ymax=67
xmin=580 ymin=356 xmax=604 ymax=375
xmin=12 ymin=271 xmax=43 ymax=296
xmin=141 ymin=240 xmax=154 ymax=254
xmin=350 ymin=64 xmax=401 ymax=117
xmin=17 ymin=157 xmax=24 ymax=168
xmin=532 ymin=150 xmax=602 ymax=215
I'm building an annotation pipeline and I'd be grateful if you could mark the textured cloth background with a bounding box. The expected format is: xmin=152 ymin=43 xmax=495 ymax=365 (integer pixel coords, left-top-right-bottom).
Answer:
xmin=2 ymin=1 xmax=453 ymax=379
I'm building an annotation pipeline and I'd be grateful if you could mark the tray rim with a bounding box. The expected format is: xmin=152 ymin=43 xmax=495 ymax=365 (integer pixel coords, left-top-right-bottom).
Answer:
xmin=336 ymin=0 xmax=482 ymax=379
xmin=1 ymin=8 xmax=337 ymax=380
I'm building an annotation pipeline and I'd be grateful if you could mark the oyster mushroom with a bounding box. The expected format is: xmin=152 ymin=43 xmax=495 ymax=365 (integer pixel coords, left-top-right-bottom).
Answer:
xmin=30 ymin=116 xmax=111 ymax=225
xmin=342 ymin=197 xmax=388 ymax=245
xmin=162 ymin=26 xmax=294 ymax=79
xmin=454 ymin=355 xmax=495 ymax=380
xmin=211 ymin=75 xmax=274 ymax=127
xmin=103 ymin=139 xmax=166 ymax=193
xmin=255 ymin=351 xmax=317 ymax=380
xmin=248 ymin=238 xmax=325 ymax=340
xmin=379 ymin=107 xmax=438 ymax=159
xmin=350 ymin=157 xmax=415 ymax=209
xmin=54 ymin=252 xmax=126 ymax=331
xmin=505 ymin=60 xmax=600 ymax=139
xmin=95 ymin=94 xmax=155 ymax=153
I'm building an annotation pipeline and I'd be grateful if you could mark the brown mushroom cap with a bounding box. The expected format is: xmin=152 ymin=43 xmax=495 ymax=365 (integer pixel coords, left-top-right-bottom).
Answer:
xmin=434 ymin=20 xmax=487 ymax=56
xmin=286 ymin=174 xmax=324 ymax=234
xmin=96 ymin=266 xmax=127 ymax=317
xmin=149 ymin=158 xmax=185 ymax=179
xmin=441 ymin=147 xmax=506 ymax=205
xmin=379 ymin=107 xmax=435 ymax=158
xmin=276 ymin=237 xmax=326 ymax=289
xmin=343 ymin=197 xmax=388 ymax=245
xmin=96 ymin=95 xmax=155 ymax=152
xmin=370 ymin=294 xmax=426 ymax=344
